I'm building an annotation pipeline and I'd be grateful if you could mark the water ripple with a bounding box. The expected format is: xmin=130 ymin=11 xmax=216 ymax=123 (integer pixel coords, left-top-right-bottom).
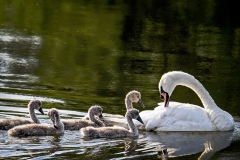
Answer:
xmin=0 ymin=92 xmax=64 ymax=103
xmin=0 ymin=113 xmax=239 ymax=159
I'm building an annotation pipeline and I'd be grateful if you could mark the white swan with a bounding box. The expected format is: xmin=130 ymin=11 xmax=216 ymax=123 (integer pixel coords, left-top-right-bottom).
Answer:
xmin=138 ymin=71 xmax=234 ymax=131
xmin=0 ymin=99 xmax=44 ymax=130
xmin=8 ymin=108 xmax=64 ymax=136
xmin=80 ymin=108 xmax=144 ymax=138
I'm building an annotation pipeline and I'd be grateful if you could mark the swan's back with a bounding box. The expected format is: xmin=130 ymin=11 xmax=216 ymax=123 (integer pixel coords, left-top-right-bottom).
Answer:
xmin=81 ymin=126 xmax=130 ymax=138
xmin=0 ymin=119 xmax=32 ymax=130
xmin=140 ymin=102 xmax=215 ymax=131
xmin=8 ymin=123 xmax=57 ymax=136
xmin=62 ymin=119 xmax=102 ymax=130
xmin=0 ymin=99 xmax=44 ymax=130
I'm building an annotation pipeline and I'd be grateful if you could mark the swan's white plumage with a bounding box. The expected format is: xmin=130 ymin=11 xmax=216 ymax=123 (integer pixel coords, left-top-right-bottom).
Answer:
xmin=139 ymin=71 xmax=234 ymax=131
xmin=140 ymin=102 xmax=215 ymax=131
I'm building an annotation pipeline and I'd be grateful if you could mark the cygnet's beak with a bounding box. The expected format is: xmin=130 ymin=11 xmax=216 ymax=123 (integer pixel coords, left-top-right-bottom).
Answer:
xmin=99 ymin=114 xmax=103 ymax=118
xmin=138 ymin=99 xmax=145 ymax=108
xmin=137 ymin=116 xmax=144 ymax=124
xmin=54 ymin=125 xmax=58 ymax=129
xmin=38 ymin=108 xmax=44 ymax=114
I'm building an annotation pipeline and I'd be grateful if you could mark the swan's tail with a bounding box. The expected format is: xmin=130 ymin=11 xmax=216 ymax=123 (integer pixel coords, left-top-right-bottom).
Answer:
xmin=209 ymin=110 xmax=234 ymax=131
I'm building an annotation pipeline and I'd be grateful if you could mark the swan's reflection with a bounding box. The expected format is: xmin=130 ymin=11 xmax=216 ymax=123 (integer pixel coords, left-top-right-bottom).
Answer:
xmin=142 ymin=131 xmax=233 ymax=159
xmin=157 ymin=149 xmax=168 ymax=160
xmin=2 ymin=130 xmax=233 ymax=159
xmin=124 ymin=137 xmax=138 ymax=156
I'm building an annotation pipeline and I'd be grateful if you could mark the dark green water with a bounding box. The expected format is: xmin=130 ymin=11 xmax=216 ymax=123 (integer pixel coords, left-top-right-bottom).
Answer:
xmin=1 ymin=0 xmax=240 ymax=159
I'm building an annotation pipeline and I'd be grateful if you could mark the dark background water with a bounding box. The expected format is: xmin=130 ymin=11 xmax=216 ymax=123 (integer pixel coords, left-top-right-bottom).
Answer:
xmin=0 ymin=0 xmax=240 ymax=159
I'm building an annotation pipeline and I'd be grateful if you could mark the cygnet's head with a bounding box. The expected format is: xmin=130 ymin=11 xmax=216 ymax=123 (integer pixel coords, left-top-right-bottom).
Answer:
xmin=88 ymin=105 xmax=103 ymax=118
xmin=126 ymin=108 xmax=144 ymax=124
xmin=48 ymin=108 xmax=64 ymax=130
xmin=47 ymin=108 xmax=60 ymax=123
xmin=125 ymin=90 xmax=145 ymax=108
xmin=28 ymin=99 xmax=44 ymax=114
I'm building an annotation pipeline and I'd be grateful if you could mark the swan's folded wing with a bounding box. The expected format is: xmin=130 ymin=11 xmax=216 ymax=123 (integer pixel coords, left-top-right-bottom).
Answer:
xmin=140 ymin=108 xmax=168 ymax=131
xmin=156 ymin=101 xmax=184 ymax=110
xmin=140 ymin=103 xmax=216 ymax=131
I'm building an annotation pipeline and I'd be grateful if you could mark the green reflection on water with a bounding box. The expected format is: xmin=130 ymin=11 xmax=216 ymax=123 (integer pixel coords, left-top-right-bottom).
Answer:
xmin=0 ymin=0 xmax=240 ymax=118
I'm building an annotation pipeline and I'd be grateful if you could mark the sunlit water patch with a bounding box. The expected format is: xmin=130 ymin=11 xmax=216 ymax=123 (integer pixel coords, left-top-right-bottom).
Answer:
xmin=0 ymin=29 xmax=42 ymax=74
xmin=0 ymin=29 xmax=42 ymax=91
xmin=0 ymin=73 xmax=39 ymax=84
xmin=0 ymin=107 xmax=84 ymax=121
xmin=0 ymin=29 xmax=42 ymax=45
xmin=0 ymin=93 xmax=64 ymax=104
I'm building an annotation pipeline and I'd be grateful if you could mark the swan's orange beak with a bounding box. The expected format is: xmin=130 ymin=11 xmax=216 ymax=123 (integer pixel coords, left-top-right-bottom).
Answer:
xmin=161 ymin=93 xmax=169 ymax=107
xmin=160 ymin=86 xmax=169 ymax=107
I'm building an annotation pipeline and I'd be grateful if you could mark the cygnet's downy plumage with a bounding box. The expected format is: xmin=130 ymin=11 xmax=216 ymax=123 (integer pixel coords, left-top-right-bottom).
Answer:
xmin=80 ymin=108 xmax=144 ymax=138
xmin=0 ymin=99 xmax=44 ymax=130
xmin=61 ymin=105 xmax=105 ymax=130
xmin=101 ymin=90 xmax=145 ymax=128
xmin=83 ymin=90 xmax=145 ymax=127
xmin=8 ymin=108 xmax=64 ymax=136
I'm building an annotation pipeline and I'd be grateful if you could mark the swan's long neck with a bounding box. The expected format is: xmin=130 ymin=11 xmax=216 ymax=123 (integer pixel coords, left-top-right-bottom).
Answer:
xmin=173 ymin=72 xmax=218 ymax=112
xmin=126 ymin=116 xmax=138 ymax=136
xmin=89 ymin=112 xmax=103 ymax=126
xmin=54 ymin=114 xmax=64 ymax=131
xmin=125 ymin=99 xmax=133 ymax=110
xmin=29 ymin=107 xmax=40 ymax=124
